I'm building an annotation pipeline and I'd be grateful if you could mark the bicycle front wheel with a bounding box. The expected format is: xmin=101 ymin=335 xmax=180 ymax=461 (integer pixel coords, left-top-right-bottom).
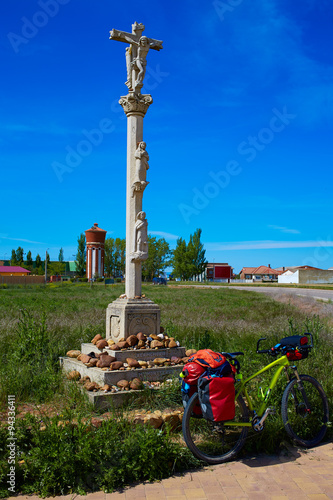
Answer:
xmin=281 ymin=374 xmax=329 ymax=447
xmin=182 ymin=392 xmax=249 ymax=464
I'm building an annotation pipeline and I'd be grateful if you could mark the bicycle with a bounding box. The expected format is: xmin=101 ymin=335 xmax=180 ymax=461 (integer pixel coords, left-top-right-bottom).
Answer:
xmin=182 ymin=333 xmax=330 ymax=464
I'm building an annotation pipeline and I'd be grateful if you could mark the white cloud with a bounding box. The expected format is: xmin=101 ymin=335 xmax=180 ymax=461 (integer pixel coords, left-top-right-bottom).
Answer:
xmin=206 ymin=240 xmax=333 ymax=251
xmin=149 ymin=231 xmax=179 ymax=240
xmin=268 ymin=225 xmax=300 ymax=234
xmin=0 ymin=235 xmax=45 ymax=244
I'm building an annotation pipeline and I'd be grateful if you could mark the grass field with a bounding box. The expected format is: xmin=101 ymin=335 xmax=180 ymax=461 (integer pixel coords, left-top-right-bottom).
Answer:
xmin=0 ymin=283 xmax=332 ymax=496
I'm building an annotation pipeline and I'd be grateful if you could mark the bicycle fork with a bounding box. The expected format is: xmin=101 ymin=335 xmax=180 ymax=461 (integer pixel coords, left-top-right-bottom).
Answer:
xmin=287 ymin=367 xmax=312 ymax=414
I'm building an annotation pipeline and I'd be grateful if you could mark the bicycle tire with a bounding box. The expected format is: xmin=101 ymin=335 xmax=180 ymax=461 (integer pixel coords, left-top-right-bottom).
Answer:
xmin=281 ymin=374 xmax=329 ymax=447
xmin=182 ymin=392 xmax=249 ymax=464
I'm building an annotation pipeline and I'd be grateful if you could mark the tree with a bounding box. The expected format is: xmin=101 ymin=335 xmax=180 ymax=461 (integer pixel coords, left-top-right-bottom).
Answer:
xmin=26 ymin=251 xmax=33 ymax=266
xmin=172 ymin=237 xmax=188 ymax=280
xmin=114 ymin=238 xmax=126 ymax=277
xmin=35 ymin=254 xmax=42 ymax=268
xmin=104 ymin=237 xmax=126 ymax=277
xmin=35 ymin=254 xmax=44 ymax=275
xmin=104 ymin=237 xmax=115 ymax=277
xmin=10 ymin=249 xmax=17 ymax=266
xmin=49 ymin=262 xmax=65 ymax=276
xmin=188 ymin=228 xmax=207 ymax=278
xmin=142 ymin=236 xmax=172 ymax=281
xmin=75 ymin=233 xmax=86 ymax=277
xmin=172 ymin=229 xmax=207 ymax=281
xmin=58 ymin=248 xmax=64 ymax=263
xmin=16 ymin=247 xmax=24 ymax=265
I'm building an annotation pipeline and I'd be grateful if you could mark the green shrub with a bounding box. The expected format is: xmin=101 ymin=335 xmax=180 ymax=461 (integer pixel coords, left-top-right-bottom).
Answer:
xmin=0 ymin=310 xmax=63 ymax=403
xmin=0 ymin=412 xmax=198 ymax=497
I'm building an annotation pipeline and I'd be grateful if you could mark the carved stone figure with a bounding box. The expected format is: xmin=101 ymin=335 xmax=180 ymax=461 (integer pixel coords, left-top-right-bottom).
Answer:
xmin=110 ymin=23 xmax=163 ymax=93
xmin=132 ymin=141 xmax=149 ymax=196
xmin=131 ymin=211 xmax=148 ymax=262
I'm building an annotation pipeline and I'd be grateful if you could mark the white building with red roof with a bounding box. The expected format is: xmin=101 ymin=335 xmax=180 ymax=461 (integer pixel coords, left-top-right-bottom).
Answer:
xmin=239 ymin=265 xmax=282 ymax=281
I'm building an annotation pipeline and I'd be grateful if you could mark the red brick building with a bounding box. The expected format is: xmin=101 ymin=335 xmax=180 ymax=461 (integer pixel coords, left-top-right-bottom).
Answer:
xmin=85 ymin=223 xmax=107 ymax=281
xmin=206 ymin=263 xmax=232 ymax=282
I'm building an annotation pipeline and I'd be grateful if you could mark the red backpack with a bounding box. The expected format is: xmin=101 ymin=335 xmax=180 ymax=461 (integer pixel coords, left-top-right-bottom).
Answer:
xmin=188 ymin=349 xmax=227 ymax=370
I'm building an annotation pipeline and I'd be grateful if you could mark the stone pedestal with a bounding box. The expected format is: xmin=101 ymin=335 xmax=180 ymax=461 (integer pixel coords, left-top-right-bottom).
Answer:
xmin=106 ymin=297 xmax=161 ymax=342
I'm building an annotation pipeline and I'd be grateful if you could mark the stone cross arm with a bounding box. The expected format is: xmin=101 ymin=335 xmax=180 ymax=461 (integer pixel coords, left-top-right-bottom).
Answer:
xmin=109 ymin=28 xmax=163 ymax=51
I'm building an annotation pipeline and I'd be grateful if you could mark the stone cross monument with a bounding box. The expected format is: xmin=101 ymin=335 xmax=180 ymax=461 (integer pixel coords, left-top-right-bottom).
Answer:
xmin=106 ymin=22 xmax=163 ymax=342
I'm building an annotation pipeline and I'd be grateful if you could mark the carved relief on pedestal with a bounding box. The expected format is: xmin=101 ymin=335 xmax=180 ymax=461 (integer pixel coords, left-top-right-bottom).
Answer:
xmin=128 ymin=313 xmax=157 ymax=335
xmin=119 ymin=93 xmax=153 ymax=116
xmin=131 ymin=211 xmax=148 ymax=262
xmin=111 ymin=315 xmax=121 ymax=339
xmin=132 ymin=141 xmax=149 ymax=196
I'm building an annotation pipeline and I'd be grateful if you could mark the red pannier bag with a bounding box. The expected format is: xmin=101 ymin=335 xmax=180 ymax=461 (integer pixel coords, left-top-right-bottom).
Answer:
xmin=180 ymin=362 xmax=206 ymax=416
xmin=198 ymin=375 xmax=236 ymax=422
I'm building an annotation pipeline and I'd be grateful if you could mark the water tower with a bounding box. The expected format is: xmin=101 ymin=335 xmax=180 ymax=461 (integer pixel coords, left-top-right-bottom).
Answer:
xmin=85 ymin=223 xmax=107 ymax=280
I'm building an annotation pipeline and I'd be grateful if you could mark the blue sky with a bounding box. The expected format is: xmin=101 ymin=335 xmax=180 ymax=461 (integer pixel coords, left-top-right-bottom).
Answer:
xmin=1 ymin=0 xmax=333 ymax=273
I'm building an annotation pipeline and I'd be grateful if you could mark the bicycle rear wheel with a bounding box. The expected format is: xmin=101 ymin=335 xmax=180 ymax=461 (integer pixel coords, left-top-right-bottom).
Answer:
xmin=182 ymin=392 xmax=249 ymax=464
xmin=281 ymin=374 xmax=329 ymax=447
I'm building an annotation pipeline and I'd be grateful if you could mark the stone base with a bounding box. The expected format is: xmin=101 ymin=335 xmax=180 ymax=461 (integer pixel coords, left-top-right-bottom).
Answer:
xmin=83 ymin=388 xmax=145 ymax=410
xmin=105 ymin=297 xmax=161 ymax=341
xmin=60 ymin=357 xmax=183 ymax=386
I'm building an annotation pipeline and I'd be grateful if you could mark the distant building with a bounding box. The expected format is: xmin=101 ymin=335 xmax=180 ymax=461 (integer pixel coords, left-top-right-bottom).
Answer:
xmin=206 ymin=263 xmax=232 ymax=282
xmin=240 ymin=265 xmax=282 ymax=281
xmin=278 ymin=268 xmax=333 ymax=284
xmin=85 ymin=223 xmax=107 ymax=280
xmin=0 ymin=266 xmax=31 ymax=276
xmin=275 ymin=265 xmax=323 ymax=273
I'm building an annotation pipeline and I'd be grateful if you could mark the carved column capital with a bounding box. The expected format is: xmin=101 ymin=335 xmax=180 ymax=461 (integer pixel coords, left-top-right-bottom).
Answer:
xmin=119 ymin=92 xmax=153 ymax=117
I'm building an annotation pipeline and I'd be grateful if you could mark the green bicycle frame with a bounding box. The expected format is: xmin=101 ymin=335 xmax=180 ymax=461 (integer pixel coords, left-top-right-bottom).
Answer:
xmin=227 ymin=355 xmax=291 ymax=427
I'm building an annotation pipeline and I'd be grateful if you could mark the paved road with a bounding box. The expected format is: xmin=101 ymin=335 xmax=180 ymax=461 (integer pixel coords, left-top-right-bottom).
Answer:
xmin=228 ymin=286 xmax=333 ymax=302
xmin=11 ymin=442 xmax=333 ymax=499
xmin=178 ymin=285 xmax=333 ymax=302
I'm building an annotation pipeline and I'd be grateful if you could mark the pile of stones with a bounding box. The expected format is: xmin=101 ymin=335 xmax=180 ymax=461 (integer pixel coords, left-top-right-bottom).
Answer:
xmin=90 ymin=330 xmax=181 ymax=351
xmin=66 ymin=333 xmax=197 ymax=375
xmin=64 ymin=331 xmax=197 ymax=398
xmin=66 ymin=371 xmax=181 ymax=395
xmin=66 ymin=371 xmax=146 ymax=392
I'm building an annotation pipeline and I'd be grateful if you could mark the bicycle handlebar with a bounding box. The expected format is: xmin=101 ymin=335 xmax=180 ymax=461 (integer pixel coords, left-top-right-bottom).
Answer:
xmin=256 ymin=338 xmax=272 ymax=354
xmin=256 ymin=333 xmax=314 ymax=357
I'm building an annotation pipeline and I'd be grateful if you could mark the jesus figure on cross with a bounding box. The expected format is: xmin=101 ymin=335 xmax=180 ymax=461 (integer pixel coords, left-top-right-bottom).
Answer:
xmin=110 ymin=22 xmax=163 ymax=93
xmin=124 ymin=35 xmax=155 ymax=89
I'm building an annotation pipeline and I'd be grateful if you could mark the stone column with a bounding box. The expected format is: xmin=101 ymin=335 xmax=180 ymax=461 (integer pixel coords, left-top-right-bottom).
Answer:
xmin=106 ymin=23 xmax=163 ymax=342
xmin=105 ymin=92 xmax=161 ymax=342
xmin=119 ymin=92 xmax=153 ymax=298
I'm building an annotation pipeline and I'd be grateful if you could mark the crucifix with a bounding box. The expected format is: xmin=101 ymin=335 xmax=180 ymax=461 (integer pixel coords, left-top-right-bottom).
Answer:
xmin=106 ymin=22 xmax=163 ymax=342
xmin=110 ymin=22 xmax=163 ymax=94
